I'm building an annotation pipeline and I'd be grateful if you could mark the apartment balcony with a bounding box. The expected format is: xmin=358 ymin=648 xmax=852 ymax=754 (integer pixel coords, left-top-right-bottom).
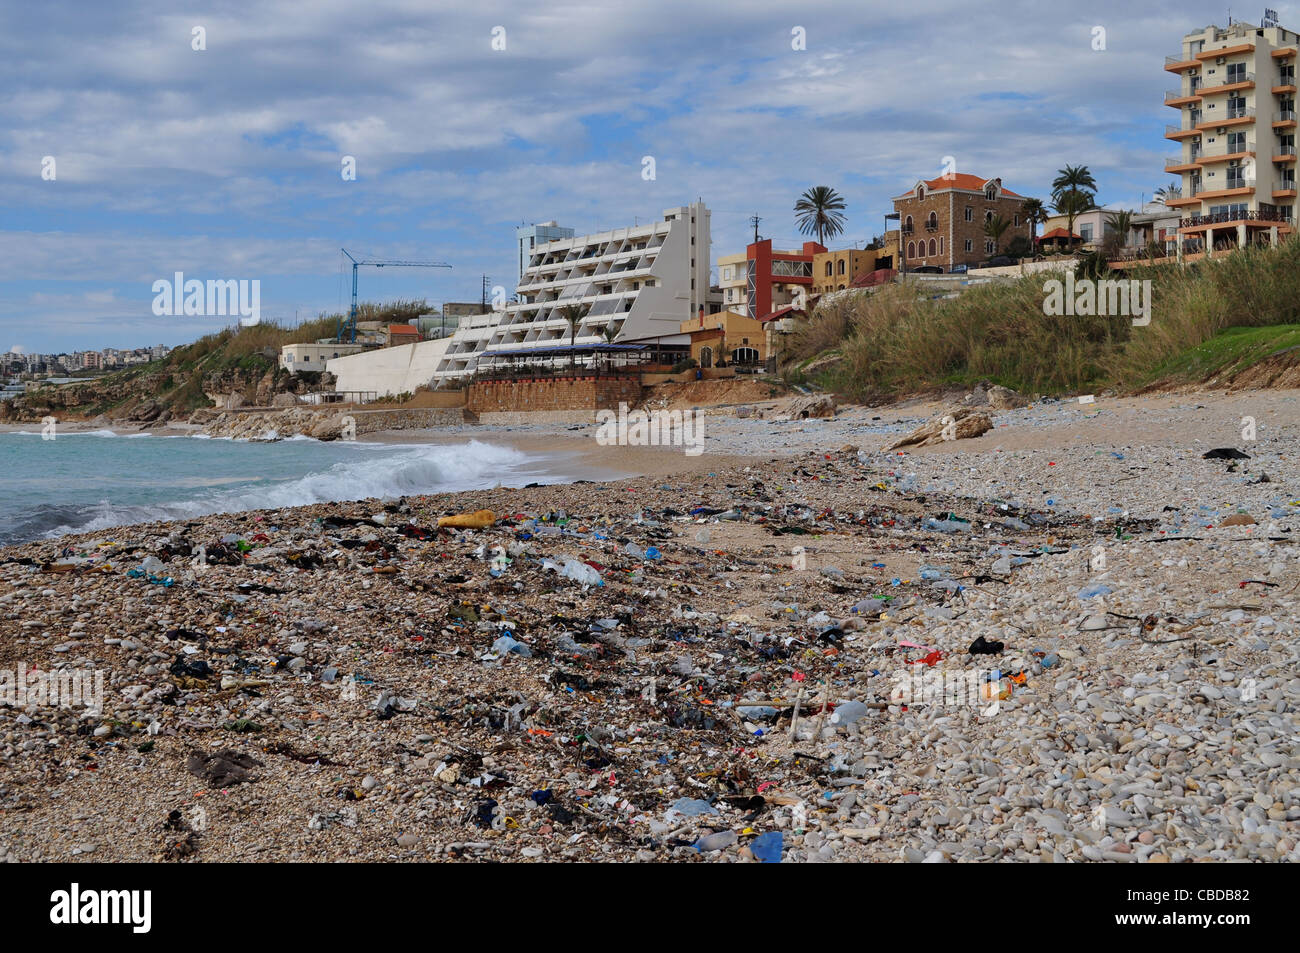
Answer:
xmin=1165 ymin=87 xmax=1203 ymax=106
xmin=1195 ymin=107 xmax=1255 ymax=130
xmin=1195 ymin=148 xmax=1254 ymax=166
xmin=1274 ymin=109 xmax=1298 ymax=127
xmin=1274 ymin=145 xmax=1298 ymax=162
xmin=1166 ymin=154 xmax=1201 ymax=172
xmin=1273 ymin=179 xmax=1298 ymax=198
xmin=1166 ymin=122 xmax=1201 ymax=139
xmin=1273 ymin=78 xmax=1298 ymax=94
xmin=901 ymin=224 xmax=914 ymax=235
xmin=1165 ymin=53 xmax=1199 ymax=72
xmin=1272 ymin=46 xmax=1299 ymax=59
xmin=1199 ymin=72 xmax=1255 ymax=95
xmin=1194 ymin=43 xmax=1254 ymax=61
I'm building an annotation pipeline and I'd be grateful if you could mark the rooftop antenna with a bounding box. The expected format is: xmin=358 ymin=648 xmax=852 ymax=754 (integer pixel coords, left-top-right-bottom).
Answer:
xmin=749 ymin=214 xmax=762 ymax=244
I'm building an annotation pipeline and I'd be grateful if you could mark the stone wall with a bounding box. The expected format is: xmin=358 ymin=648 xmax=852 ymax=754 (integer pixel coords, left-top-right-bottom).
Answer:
xmin=467 ymin=377 xmax=644 ymax=414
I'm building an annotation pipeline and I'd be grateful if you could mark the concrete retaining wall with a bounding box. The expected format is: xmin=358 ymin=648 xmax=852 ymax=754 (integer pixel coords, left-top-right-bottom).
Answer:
xmin=326 ymin=338 xmax=453 ymax=398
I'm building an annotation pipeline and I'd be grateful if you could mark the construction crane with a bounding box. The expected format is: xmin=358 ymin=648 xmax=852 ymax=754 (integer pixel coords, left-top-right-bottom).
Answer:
xmin=337 ymin=248 xmax=452 ymax=343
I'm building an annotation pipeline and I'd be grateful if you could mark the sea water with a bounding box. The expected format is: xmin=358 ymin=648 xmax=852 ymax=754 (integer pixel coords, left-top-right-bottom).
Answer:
xmin=0 ymin=432 xmax=550 ymax=546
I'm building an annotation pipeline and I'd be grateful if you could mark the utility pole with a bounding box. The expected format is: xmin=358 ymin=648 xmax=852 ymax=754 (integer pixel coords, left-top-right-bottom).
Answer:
xmin=749 ymin=215 xmax=762 ymax=244
xmin=481 ymin=275 xmax=491 ymax=309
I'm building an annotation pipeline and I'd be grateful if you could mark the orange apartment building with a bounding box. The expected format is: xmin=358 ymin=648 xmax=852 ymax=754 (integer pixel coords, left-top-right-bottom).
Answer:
xmin=1164 ymin=19 xmax=1297 ymax=256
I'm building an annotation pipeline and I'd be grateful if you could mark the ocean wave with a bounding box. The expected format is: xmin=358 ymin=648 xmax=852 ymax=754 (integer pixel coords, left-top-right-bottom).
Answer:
xmin=0 ymin=439 xmax=537 ymax=545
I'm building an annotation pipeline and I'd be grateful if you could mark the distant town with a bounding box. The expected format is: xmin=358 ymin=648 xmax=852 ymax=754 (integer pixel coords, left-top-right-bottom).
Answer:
xmin=1 ymin=344 xmax=172 ymax=395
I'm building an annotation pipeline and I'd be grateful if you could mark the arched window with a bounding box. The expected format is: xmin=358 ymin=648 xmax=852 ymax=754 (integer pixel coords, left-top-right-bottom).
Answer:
xmin=825 ymin=261 xmax=832 ymax=276
xmin=905 ymin=215 xmax=913 ymax=231
xmin=732 ymin=346 xmax=759 ymax=365
xmin=929 ymin=239 xmax=937 ymax=256
xmin=927 ymin=212 xmax=938 ymax=229
xmin=699 ymin=346 xmax=713 ymax=368
xmin=837 ymin=259 xmax=845 ymax=275
xmin=908 ymin=241 xmax=915 ymax=257
xmin=985 ymin=211 xmax=994 ymax=224
xmin=985 ymin=185 xmax=997 ymax=200
xmin=917 ymin=186 xmax=925 ymax=200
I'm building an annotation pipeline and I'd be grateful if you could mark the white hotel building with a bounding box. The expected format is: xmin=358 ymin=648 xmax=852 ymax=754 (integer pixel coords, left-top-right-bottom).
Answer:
xmin=433 ymin=203 xmax=710 ymax=380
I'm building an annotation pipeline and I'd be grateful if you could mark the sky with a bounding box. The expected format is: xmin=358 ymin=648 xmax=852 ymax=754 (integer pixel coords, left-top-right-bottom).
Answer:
xmin=0 ymin=0 xmax=1285 ymax=354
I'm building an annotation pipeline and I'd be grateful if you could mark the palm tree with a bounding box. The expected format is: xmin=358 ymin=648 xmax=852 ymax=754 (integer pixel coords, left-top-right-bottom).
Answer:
xmin=1053 ymin=189 xmax=1094 ymax=252
xmin=1020 ymin=197 xmax=1049 ymax=248
xmin=983 ymin=215 xmax=1011 ymax=255
xmin=1104 ymin=209 xmax=1134 ymax=252
xmin=1051 ymin=165 xmax=1098 ymax=200
xmin=793 ymin=186 xmax=847 ymax=247
xmin=556 ymin=303 xmax=589 ymax=374
xmin=1154 ymin=182 xmax=1182 ymax=205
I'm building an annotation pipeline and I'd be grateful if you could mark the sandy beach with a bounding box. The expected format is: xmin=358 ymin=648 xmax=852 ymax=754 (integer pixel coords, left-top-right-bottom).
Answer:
xmin=0 ymin=388 xmax=1296 ymax=862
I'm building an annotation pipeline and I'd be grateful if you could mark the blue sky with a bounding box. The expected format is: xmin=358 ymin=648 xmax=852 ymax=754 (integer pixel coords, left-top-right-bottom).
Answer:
xmin=0 ymin=0 xmax=1283 ymax=353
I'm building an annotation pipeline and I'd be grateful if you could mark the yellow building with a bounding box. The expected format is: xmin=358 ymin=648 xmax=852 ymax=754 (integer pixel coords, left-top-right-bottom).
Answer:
xmin=679 ymin=309 xmax=767 ymax=368
xmin=811 ymin=235 xmax=899 ymax=294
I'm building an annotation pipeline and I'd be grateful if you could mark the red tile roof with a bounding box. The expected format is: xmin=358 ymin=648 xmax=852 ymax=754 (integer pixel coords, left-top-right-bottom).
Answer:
xmin=895 ymin=174 xmax=1023 ymax=200
xmin=1037 ymin=227 xmax=1081 ymax=241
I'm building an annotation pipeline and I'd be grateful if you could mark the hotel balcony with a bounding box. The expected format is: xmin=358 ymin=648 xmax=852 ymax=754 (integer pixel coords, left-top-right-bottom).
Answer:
xmin=1178 ymin=207 xmax=1291 ymax=230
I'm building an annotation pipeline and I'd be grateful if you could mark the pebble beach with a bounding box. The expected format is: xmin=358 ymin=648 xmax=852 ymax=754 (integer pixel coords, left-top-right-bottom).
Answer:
xmin=0 ymin=389 xmax=1297 ymax=863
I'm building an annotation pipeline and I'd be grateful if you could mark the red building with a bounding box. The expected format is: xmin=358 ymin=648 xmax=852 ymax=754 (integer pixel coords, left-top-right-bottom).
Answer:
xmin=720 ymin=239 xmax=825 ymax=320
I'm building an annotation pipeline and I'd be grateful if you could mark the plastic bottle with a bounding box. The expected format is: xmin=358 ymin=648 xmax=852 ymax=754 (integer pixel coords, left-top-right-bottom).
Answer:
xmin=829 ymin=700 xmax=870 ymax=726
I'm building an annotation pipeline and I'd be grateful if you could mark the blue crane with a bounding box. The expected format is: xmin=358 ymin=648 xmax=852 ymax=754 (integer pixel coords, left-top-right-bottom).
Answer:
xmin=338 ymin=248 xmax=452 ymax=343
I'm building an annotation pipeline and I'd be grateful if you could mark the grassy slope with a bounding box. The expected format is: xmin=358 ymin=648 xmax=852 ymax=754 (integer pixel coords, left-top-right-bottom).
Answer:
xmin=786 ymin=239 xmax=1300 ymax=400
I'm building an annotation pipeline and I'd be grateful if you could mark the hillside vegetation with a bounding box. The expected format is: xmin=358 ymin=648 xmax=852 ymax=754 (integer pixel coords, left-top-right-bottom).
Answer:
xmin=1 ymin=300 xmax=428 ymax=423
xmin=785 ymin=238 xmax=1300 ymax=400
